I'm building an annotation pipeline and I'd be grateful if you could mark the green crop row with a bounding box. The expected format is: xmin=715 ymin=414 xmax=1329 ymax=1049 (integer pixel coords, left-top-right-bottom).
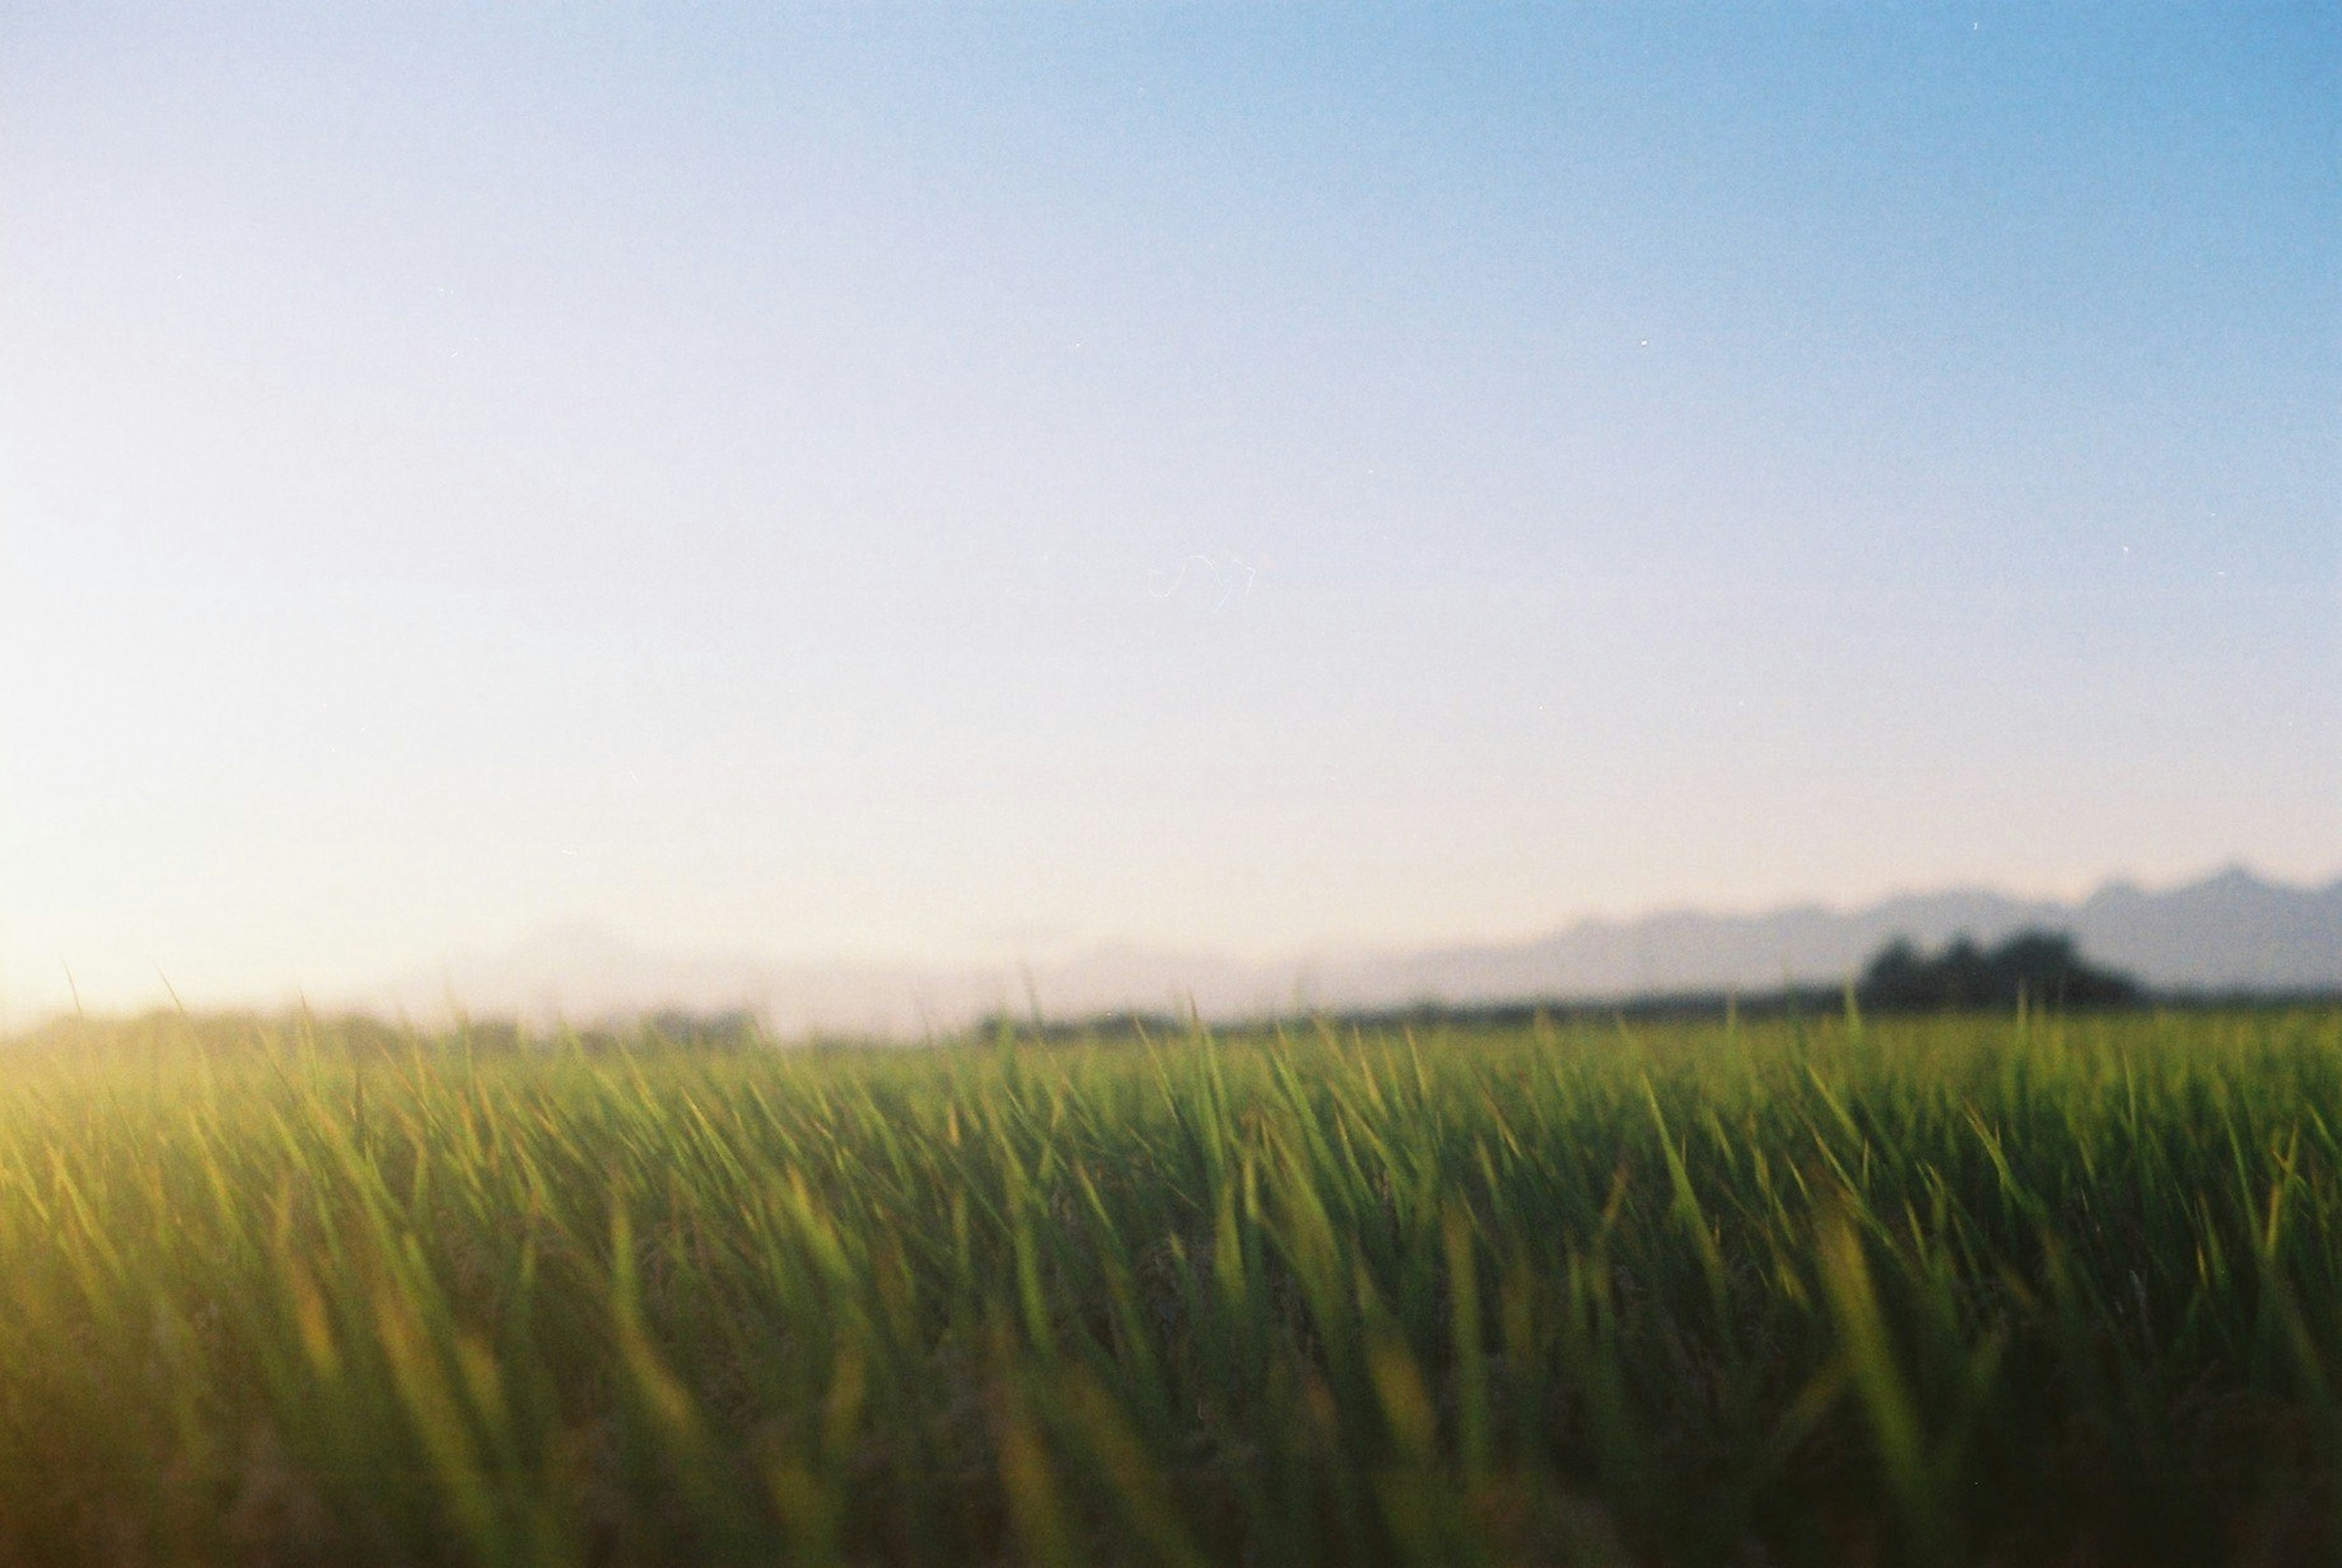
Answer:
xmin=0 ymin=1008 xmax=2333 ymax=1565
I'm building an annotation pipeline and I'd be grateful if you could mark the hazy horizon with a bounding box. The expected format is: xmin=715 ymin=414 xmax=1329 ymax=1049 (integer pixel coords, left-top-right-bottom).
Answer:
xmin=5 ymin=5 xmax=2336 ymax=1020
xmin=9 ymin=859 xmax=2331 ymax=1035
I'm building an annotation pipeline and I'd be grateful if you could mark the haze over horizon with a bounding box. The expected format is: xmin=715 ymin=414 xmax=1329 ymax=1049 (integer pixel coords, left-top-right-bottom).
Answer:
xmin=4 ymin=5 xmax=2335 ymax=1021
xmin=358 ymin=862 xmax=2342 ymax=1034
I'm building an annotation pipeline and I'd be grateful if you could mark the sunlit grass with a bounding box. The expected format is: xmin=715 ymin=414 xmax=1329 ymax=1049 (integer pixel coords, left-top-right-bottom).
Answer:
xmin=0 ymin=1007 xmax=2334 ymax=1564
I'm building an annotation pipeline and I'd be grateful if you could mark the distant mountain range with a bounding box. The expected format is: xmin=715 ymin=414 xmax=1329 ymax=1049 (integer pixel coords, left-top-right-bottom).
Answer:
xmin=357 ymin=867 xmax=2342 ymax=1037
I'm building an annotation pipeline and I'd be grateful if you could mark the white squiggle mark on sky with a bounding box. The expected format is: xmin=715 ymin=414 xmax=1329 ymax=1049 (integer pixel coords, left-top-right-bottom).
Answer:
xmin=1148 ymin=553 xmax=1262 ymax=610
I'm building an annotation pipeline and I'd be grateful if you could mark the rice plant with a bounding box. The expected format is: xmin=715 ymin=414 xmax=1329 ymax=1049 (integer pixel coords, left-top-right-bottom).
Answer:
xmin=0 ymin=1006 xmax=2332 ymax=1564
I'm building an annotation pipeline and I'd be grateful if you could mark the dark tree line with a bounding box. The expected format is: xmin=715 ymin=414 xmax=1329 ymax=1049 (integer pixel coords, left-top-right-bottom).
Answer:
xmin=1857 ymin=928 xmax=2140 ymax=1011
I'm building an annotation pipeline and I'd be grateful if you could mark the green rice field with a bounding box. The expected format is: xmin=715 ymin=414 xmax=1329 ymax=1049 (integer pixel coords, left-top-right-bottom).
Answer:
xmin=0 ymin=1007 xmax=2335 ymax=1566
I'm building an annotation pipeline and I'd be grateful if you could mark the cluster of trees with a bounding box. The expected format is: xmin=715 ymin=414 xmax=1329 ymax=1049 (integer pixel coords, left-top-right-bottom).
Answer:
xmin=1857 ymin=928 xmax=2140 ymax=1011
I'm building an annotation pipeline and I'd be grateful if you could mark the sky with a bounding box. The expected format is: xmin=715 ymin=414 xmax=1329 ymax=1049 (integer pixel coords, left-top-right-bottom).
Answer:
xmin=2 ymin=3 xmax=2336 ymax=1017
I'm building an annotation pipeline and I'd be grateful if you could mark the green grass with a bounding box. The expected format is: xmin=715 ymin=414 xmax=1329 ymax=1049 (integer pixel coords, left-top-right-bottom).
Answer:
xmin=0 ymin=1007 xmax=2335 ymax=1565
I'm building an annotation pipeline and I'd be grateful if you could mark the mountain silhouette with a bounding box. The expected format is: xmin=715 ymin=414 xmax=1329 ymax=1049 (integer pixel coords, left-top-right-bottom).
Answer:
xmin=359 ymin=866 xmax=2341 ymax=1034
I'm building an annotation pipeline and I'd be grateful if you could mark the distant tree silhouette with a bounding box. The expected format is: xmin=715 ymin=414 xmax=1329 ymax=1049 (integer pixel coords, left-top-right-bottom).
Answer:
xmin=1857 ymin=929 xmax=2140 ymax=1011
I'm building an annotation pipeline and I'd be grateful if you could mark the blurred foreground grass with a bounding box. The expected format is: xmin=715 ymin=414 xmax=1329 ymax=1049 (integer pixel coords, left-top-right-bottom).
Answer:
xmin=0 ymin=1008 xmax=2335 ymax=1566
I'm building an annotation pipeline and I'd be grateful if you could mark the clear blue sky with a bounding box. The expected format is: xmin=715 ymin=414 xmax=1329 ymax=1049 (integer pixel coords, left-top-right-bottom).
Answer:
xmin=2 ymin=3 xmax=2335 ymax=1014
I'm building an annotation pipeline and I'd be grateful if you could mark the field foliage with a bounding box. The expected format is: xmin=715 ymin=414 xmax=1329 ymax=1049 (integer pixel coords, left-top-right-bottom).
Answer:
xmin=0 ymin=1008 xmax=2336 ymax=1566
